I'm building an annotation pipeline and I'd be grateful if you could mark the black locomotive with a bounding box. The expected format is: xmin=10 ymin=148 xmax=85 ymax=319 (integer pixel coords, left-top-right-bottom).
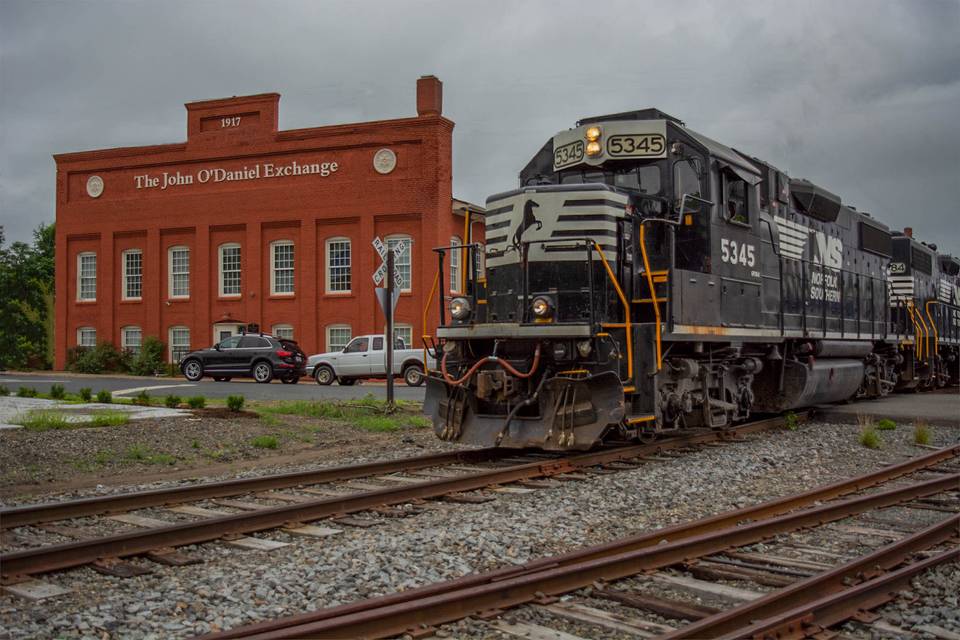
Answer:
xmin=423 ymin=109 xmax=960 ymax=450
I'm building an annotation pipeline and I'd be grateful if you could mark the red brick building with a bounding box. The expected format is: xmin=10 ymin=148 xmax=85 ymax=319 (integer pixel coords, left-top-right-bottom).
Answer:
xmin=53 ymin=76 xmax=483 ymax=370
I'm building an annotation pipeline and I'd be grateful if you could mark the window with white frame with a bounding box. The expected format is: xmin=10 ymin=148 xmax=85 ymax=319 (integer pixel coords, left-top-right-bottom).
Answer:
xmin=169 ymin=326 xmax=190 ymax=363
xmin=386 ymin=235 xmax=412 ymax=291
xmin=122 ymin=249 xmax=143 ymax=300
xmin=168 ymin=246 xmax=190 ymax=298
xmin=272 ymin=324 xmax=294 ymax=340
xmin=122 ymin=326 xmax=142 ymax=355
xmin=271 ymin=240 xmax=295 ymax=295
xmin=393 ymin=324 xmax=413 ymax=349
xmin=77 ymin=252 xmax=97 ymax=301
xmin=474 ymin=242 xmax=485 ymax=280
xmin=219 ymin=243 xmax=241 ymax=296
xmin=449 ymin=236 xmax=462 ymax=293
xmin=326 ymin=325 xmax=352 ymax=352
xmin=77 ymin=326 xmax=97 ymax=347
xmin=326 ymin=237 xmax=352 ymax=293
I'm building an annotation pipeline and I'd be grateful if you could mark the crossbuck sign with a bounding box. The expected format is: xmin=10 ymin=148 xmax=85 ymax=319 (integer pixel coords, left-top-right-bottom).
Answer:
xmin=372 ymin=237 xmax=406 ymax=288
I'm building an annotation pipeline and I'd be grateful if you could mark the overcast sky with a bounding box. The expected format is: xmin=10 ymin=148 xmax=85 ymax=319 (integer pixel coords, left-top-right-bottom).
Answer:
xmin=2 ymin=0 xmax=958 ymax=250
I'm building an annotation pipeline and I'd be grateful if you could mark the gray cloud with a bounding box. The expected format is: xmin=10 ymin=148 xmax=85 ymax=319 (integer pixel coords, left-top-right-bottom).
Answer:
xmin=1 ymin=0 xmax=958 ymax=249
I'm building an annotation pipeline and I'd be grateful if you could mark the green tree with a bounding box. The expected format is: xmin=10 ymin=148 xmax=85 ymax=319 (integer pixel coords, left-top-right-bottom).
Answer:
xmin=0 ymin=223 xmax=55 ymax=369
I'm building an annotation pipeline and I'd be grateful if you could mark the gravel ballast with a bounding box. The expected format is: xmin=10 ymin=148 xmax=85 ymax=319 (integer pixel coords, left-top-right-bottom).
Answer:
xmin=0 ymin=419 xmax=957 ymax=639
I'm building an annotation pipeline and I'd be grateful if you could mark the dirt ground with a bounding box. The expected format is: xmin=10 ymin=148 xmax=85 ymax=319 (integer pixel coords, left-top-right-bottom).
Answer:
xmin=0 ymin=406 xmax=442 ymax=499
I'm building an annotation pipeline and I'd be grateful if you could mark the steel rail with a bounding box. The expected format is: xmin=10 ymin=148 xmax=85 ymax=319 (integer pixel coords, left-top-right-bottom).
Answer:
xmin=198 ymin=443 xmax=959 ymax=640
xmin=662 ymin=514 xmax=960 ymax=638
xmin=202 ymin=461 xmax=959 ymax=638
xmin=715 ymin=546 xmax=960 ymax=640
xmin=0 ymin=416 xmax=791 ymax=579
xmin=0 ymin=447 xmax=517 ymax=530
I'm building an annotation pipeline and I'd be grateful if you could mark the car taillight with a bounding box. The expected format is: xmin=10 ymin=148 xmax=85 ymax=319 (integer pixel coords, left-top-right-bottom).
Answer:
xmin=276 ymin=349 xmax=293 ymax=357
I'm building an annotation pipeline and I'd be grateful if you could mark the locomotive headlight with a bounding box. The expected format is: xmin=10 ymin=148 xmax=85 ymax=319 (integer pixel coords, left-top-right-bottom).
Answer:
xmin=585 ymin=126 xmax=602 ymax=141
xmin=577 ymin=340 xmax=593 ymax=358
xmin=586 ymin=141 xmax=602 ymax=157
xmin=552 ymin=342 xmax=569 ymax=360
xmin=531 ymin=295 xmax=554 ymax=318
xmin=449 ymin=297 xmax=472 ymax=320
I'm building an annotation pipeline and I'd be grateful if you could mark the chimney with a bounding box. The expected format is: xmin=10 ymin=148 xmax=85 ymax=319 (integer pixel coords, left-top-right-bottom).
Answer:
xmin=416 ymin=76 xmax=442 ymax=117
xmin=904 ymin=227 xmax=913 ymax=238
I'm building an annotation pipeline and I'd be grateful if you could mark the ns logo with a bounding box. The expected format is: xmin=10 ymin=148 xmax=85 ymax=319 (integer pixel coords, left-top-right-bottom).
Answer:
xmin=811 ymin=230 xmax=843 ymax=269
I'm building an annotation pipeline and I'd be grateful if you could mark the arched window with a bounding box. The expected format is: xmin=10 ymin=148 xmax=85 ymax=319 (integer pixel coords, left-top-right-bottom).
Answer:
xmin=168 ymin=245 xmax=190 ymax=298
xmin=325 ymin=237 xmax=352 ymax=293
xmin=270 ymin=240 xmax=295 ymax=295
xmin=122 ymin=326 xmax=142 ymax=355
xmin=77 ymin=252 xmax=97 ymax=301
xmin=218 ymin=243 xmax=242 ymax=297
xmin=386 ymin=235 xmax=412 ymax=292
xmin=449 ymin=236 xmax=462 ymax=293
xmin=77 ymin=326 xmax=97 ymax=347
xmin=326 ymin=324 xmax=352 ymax=352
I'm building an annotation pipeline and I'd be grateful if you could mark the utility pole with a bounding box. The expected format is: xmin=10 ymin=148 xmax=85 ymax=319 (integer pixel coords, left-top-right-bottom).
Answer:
xmin=385 ymin=250 xmax=395 ymax=412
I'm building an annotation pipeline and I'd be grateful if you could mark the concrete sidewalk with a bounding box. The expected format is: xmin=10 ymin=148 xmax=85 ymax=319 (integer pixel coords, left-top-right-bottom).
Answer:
xmin=0 ymin=397 xmax=191 ymax=430
xmin=817 ymin=391 xmax=960 ymax=428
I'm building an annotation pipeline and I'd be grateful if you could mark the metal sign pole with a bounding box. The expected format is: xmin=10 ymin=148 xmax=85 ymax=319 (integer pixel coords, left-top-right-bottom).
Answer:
xmin=385 ymin=250 xmax=395 ymax=411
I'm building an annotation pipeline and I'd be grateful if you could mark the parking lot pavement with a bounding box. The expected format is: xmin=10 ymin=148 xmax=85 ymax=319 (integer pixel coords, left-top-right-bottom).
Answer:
xmin=0 ymin=372 xmax=427 ymax=403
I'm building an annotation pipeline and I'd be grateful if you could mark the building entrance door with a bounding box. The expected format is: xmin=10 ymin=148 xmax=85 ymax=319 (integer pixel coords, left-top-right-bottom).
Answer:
xmin=212 ymin=323 xmax=246 ymax=346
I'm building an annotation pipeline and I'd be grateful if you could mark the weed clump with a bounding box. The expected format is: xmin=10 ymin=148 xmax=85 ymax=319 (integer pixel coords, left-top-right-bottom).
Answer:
xmin=164 ymin=394 xmax=181 ymax=409
xmin=0 ymin=385 xmax=9 ymax=396
xmin=876 ymin=418 xmax=897 ymax=431
xmin=88 ymin=410 xmax=129 ymax=427
xmin=226 ymin=395 xmax=246 ymax=412
xmin=17 ymin=387 xmax=38 ymax=398
xmin=15 ymin=410 xmax=69 ymax=430
xmin=187 ymin=396 xmax=206 ymax=409
xmin=78 ymin=387 xmax=93 ymax=402
xmin=251 ymin=435 xmax=279 ymax=449
xmin=914 ymin=420 xmax=931 ymax=446
xmin=49 ymin=384 xmax=66 ymax=400
xmin=133 ymin=390 xmax=151 ymax=406
xmin=784 ymin=411 xmax=799 ymax=431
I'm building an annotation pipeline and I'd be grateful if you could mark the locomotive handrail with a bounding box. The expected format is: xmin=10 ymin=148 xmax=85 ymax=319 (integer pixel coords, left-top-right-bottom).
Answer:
xmin=925 ymin=300 xmax=940 ymax=357
xmin=422 ymin=268 xmax=441 ymax=373
xmin=592 ymin=241 xmax=634 ymax=382
xmin=915 ymin=300 xmax=931 ymax=361
xmin=638 ymin=220 xmax=662 ymax=372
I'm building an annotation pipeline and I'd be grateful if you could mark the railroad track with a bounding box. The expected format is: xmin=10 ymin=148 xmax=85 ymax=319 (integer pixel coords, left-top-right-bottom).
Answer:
xmin=0 ymin=414 xmax=801 ymax=582
xmin=197 ymin=443 xmax=960 ymax=640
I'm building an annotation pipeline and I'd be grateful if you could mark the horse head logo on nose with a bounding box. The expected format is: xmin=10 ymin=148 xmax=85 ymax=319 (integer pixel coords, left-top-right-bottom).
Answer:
xmin=512 ymin=199 xmax=542 ymax=250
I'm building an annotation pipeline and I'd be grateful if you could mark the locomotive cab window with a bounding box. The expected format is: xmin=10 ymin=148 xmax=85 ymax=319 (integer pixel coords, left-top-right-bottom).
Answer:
xmin=722 ymin=170 xmax=749 ymax=225
xmin=673 ymin=158 xmax=703 ymax=214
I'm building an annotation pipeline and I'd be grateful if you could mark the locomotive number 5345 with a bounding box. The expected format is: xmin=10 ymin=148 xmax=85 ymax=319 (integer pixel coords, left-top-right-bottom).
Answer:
xmin=721 ymin=238 xmax=756 ymax=267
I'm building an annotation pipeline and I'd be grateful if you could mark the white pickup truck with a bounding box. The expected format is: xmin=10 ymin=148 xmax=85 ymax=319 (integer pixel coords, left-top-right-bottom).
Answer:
xmin=306 ymin=335 xmax=435 ymax=387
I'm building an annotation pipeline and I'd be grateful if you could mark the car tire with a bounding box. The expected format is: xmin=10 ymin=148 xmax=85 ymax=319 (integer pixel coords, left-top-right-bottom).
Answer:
xmin=281 ymin=375 xmax=300 ymax=384
xmin=252 ymin=361 xmax=274 ymax=384
xmin=338 ymin=378 xmax=357 ymax=386
xmin=182 ymin=359 xmax=204 ymax=382
xmin=314 ymin=365 xmax=335 ymax=386
xmin=403 ymin=363 xmax=425 ymax=387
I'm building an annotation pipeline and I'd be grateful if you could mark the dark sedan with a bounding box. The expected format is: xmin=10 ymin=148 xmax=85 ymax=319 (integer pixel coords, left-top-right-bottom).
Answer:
xmin=179 ymin=334 xmax=307 ymax=384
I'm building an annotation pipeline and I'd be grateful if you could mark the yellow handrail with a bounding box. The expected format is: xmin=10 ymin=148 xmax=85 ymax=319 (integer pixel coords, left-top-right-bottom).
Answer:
xmin=915 ymin=300 xmax=931 ymax=361
xmin=925 ymin=300 xmax=940 ymax=357
xmin=421 ymin=269 xmax=441 ymax=371
xmin=593 ymin=241 xmax=633 ymax=382
xmin=906 ymin=302 xmax=924 ymax=360
xmin=639 ymin=222 xmax=662 ymax=371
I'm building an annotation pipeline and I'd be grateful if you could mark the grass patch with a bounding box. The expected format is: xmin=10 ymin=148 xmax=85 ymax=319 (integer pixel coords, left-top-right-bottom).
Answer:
xmin=783 ymin=411 xmax=799 ymax=431
xmin=133 ymin=390 xmax=151 ymax=406
xmin=123 ymin=444 xmax=174 ymax=464
xmin=14 ymin=410 xmax=70 ymax=430
xmin=187 ymin=396 xmax=206 ymax=409
xmin=49 ymin=384 xmax=66 ymax=400
xmin=96 ymin=390 xmax=112 ymax=403
xmin=408 ymin=415 xmax=431 ymax=429
xmin=250 ymin=435 xmax=280 ymax=449
xmin=0 ymin=384 xmax=9 ymax=396
xmin=147 ymin=453 xmax=176 ymax=465
xmin=17 ymin=387 xmax=38 ymax=398
xmin=914 ymin=420 xmax=931 ymax=446
xmin=78 ymin=387 xmax=92 ymax=402
xmin=87 ymin=410 xmax=129 ymax=427
xmin=164 ymin=394 xmax=181 ymax=408
xmin=859 ymin=426 xmax=881 ymax=449
xmin=125 ymin=444 xmax=150 ymax=460
xmin=355 ymin=415 xmax=401 ymax=432
xmin=259 ymin=413 xmax=284 ymax=427
xmin=876 ymin=418 xmax=897 ymax=431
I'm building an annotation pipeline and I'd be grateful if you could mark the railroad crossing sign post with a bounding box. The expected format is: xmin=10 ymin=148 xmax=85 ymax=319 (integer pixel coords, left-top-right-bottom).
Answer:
xmin=373 ymin=237 xmax=405 ymax=411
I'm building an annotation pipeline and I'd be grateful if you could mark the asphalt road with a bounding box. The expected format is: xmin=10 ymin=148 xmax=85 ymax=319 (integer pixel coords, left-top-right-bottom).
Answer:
xmin=0 ymin=372 xmax=427 ymax=402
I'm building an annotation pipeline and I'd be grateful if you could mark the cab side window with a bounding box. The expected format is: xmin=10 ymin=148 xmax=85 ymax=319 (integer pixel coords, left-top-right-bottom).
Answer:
xmin=372 ymin=337 xmax=384 ymax=350
xmin=723 ymin=171 xmax=749 ymax=224
xmin=344 ymin=337 xmax=369 ymax=353
xmin=673 ymin=158 xmax=703 ymax=207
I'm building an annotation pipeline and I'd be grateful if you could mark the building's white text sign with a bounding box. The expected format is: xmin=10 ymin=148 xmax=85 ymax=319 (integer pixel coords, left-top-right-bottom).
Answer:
xmin=134 ymin=159 xmax=339 ymax=191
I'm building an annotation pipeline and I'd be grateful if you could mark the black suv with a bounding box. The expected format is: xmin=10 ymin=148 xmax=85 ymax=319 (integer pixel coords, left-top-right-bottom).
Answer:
xmin=180 ymin=334 xmax=307 ymax=384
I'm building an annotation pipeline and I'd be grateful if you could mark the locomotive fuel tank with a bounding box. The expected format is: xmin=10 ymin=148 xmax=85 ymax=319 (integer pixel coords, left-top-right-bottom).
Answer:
xmin=753 ymin=358 xmax=864 ymax=412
